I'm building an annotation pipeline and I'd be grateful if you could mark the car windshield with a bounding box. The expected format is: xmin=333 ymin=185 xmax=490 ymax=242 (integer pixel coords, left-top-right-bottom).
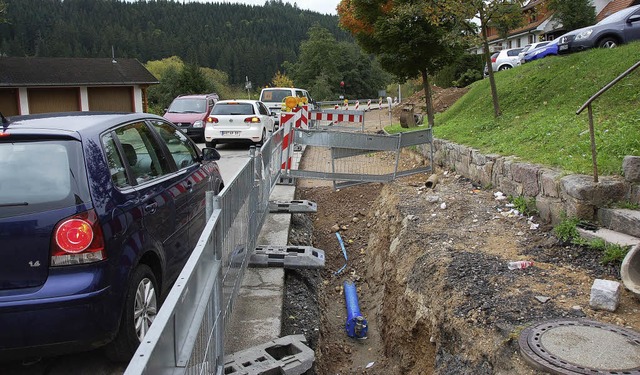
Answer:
xmin=212 ymin=103 xmax=255 ymax=115
xmin=260 ymin=89 xmax=291 ymax=103
xmin=597 ymin=6 xmax=639 ymax=25
xmin=167 ymin=98 xmax=207 ymax=113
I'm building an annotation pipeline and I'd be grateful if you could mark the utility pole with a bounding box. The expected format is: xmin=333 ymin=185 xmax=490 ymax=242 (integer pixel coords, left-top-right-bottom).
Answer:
xmin=245 ymin=76 xmax=252 ymax=100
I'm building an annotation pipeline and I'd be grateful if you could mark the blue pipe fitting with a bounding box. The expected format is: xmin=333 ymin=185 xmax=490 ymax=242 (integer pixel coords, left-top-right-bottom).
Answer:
xmin=344 ymin=281 xmax=368 ymax=339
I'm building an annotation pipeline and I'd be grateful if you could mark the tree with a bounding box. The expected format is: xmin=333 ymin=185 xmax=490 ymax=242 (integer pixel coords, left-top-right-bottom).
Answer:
xmin=547 ymin=0 xmax=595 ymax=31
xmin=271 ymin=70 xmax=294 ymax=87
xmin=284 ymin=25 xmax=390 ymax=101
xmin=338 ymin=0 xmax=468 ymax=127
xmin=419 ymin=0 xmax=526 ymax=117
xmin=0 ymin=1 xmax=7 ymax=23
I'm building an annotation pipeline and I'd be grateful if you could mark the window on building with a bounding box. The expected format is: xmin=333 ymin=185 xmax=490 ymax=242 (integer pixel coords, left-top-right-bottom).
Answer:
xmin=507 ymin=40 xmax=512 ymax=48
xmin=528 ymin=35 xmax=535 ymax=44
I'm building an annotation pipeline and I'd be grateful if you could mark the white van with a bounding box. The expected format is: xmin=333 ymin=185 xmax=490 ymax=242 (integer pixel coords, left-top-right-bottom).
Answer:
xmin=259 ymin=87 xmax=316 ymax=124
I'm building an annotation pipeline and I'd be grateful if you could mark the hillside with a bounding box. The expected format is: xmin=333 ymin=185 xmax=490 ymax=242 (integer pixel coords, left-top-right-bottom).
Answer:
xmin=432 ymin=43 xmax=640 ymax=176
xmin=0 ymin=0 xmax=348 ymax=86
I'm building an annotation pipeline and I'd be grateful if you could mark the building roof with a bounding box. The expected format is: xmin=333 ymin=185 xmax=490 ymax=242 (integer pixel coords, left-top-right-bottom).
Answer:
xmin=488 ymin=16 xmax=550 ymax=42
xmin=0 ymin=57 xmax=159 ymax=88
xmin=596 ymin=0 xmax=638 ymax=21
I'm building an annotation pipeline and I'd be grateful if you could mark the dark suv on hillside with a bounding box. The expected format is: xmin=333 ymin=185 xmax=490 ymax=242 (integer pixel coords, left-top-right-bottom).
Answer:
xmin=557 ymin=5 xmax=640 ymax=53
xmin=0 ymin=112 xmax=224 ymax=361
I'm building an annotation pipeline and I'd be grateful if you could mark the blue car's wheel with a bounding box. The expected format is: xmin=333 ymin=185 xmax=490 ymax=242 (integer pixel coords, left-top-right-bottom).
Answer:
xmin=105 ymin=264 xmax=158 ymax=362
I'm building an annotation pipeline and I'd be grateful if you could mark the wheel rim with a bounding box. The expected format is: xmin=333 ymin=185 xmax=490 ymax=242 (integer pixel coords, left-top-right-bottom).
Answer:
xmin=602 ymin=40 xmax=616 ymax=48
xmin=133 ymin=277 xmax=157 ymax=341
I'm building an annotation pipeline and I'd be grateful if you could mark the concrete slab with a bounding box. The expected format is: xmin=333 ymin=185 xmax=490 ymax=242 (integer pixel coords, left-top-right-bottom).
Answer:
xmin=225 ymin=153 xmax=301 ymax=355
xmin=577 ymin=227 xmax=640 ymax=247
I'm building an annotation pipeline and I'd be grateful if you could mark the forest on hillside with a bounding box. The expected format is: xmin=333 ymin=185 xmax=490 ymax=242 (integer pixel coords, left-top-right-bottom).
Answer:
xmin=0 ymin=0 xmax=351 ymax=86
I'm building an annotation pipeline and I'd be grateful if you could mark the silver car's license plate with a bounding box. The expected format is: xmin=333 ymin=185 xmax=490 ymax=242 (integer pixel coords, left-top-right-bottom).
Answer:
xmin=221 ymin=131 xmax=240 ymax=136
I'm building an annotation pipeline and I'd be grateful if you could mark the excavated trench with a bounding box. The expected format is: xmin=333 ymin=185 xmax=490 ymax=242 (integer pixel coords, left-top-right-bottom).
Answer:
xmin=281 ymin=170 xmax=639 ymax=375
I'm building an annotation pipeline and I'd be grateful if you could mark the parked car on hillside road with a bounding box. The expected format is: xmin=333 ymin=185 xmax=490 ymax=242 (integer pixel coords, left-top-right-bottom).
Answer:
xmin=204 ymin=99 xmax=276 ymax=148
xmin=0 ymin=112 xmax=224 ymax=362
xmin=523 ymin=39 xmax=561 ymax=63
xmin=517 ymin=41 xmax=550 ymax=65
xmin=557 ymin=4 xmax=640 ymax=53
xmin=483 ymin=47 xmax=524 ymax=77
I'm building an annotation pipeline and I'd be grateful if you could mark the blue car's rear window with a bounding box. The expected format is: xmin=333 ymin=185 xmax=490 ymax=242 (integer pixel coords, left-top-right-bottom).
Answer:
xmin=0 ymin=140 xmax=90 ymax=219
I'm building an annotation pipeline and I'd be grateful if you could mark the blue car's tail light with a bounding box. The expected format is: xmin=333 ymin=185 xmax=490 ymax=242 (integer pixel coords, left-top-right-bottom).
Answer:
xmin=51 ymin=209 xmax=105 ymax=266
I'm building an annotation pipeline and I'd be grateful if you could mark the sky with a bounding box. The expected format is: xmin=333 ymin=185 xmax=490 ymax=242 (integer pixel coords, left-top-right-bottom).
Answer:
xmin=190 ymin=0 xmax=340 ymax=15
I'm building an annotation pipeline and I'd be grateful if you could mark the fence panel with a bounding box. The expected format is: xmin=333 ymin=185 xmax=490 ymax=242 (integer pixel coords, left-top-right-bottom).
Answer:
xmin=124 ymin=129 xmax=284 ymax=375
xmin=289 ymin=128 xmax=433 ymax=188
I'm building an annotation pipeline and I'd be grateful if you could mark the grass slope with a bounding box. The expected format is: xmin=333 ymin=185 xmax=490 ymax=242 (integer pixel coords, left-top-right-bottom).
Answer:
xmin=396 ymin=42 xmax=640 ymax=176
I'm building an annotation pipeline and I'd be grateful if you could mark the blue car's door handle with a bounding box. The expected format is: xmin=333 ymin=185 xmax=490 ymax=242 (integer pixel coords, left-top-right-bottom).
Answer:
xmin=144 ymin=202 xmax=158 ymax=214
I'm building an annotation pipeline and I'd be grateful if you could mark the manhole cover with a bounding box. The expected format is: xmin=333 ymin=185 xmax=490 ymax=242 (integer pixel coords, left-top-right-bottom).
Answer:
xmin=519 ymin=319 xmax=640 ymax=374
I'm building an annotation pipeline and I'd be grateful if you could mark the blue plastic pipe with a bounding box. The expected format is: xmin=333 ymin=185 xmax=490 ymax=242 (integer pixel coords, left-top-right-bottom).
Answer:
xmin=344 ymin=281 xmax=368 ymax=339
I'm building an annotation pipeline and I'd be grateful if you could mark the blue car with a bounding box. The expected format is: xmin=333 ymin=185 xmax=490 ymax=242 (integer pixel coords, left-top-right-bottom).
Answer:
xmin=0 ymin=112 xmax=223 ymax=362
xmin=523 ymin=39 xmax=560 ymax=63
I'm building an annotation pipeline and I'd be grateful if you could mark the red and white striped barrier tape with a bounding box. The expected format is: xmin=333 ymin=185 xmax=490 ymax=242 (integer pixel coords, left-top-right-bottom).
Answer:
xmin=309 ymin=111 xmax=363 ymax=123
xmin=367 ymin=99 xmax=371 ymax=111
xmin=354 ymin=100 xmax=359 ymax=110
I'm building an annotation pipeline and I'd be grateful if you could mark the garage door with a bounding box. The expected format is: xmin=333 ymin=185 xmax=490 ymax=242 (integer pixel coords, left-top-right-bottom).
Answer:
xmin=28 ymin=88 xmax=79 ymax=114
xmin=88 ymin=87 xmax=133 ymax=112
xmin=0 ymin=88 xmax=19 ymax=116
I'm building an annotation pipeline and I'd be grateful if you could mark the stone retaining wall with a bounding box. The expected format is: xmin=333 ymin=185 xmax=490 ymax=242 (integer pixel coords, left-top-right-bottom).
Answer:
xmin=415 ymin=139 xmax=640 ymax=225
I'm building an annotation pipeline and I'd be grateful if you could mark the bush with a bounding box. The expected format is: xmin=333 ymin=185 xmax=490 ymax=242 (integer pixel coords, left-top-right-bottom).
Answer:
xmin=433 ymin=54 xmax=484 ymax=88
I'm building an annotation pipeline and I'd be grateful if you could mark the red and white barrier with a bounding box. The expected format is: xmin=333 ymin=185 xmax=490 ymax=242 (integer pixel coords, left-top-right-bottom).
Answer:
xmin=280 ymin=112 xmax=296 ymax=170
xmin=355 ymin=100 xmax=360 ymax=110
xmin=279 ymin=105 xmax=309 ymax=170
xmin=334 ymin=104 xmax=339 ymax=110
xmin=309 ymin=111 xmax=363 ymax=124
xmin=367 ymin=99 xmax=371 ymax=111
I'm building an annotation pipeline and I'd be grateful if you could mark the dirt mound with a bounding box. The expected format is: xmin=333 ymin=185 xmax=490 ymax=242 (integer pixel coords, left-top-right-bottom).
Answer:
xmin=393 ymin=86 xmax=469 ymax=118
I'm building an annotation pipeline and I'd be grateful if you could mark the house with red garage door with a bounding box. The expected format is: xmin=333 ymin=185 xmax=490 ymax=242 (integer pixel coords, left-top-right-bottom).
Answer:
xmin=0 ymin=57 xmax=158 ymax=116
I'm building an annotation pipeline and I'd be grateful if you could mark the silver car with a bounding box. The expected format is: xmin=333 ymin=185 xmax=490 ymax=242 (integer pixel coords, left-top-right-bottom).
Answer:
xmin=483 ymin=47 xmax=524 ymax=76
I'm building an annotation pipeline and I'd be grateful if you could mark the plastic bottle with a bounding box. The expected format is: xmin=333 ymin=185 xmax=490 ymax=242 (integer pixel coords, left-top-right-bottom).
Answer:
xmin=508 ymin=260 xmax=534 ymax=270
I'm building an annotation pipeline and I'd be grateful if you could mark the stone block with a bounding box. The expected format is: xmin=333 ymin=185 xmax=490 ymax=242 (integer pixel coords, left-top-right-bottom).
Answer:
xmin=623 ymin=156 xmax=640 ymax=182
xmin=593 ymin=176 xmax=628 ymax=206
xmin=535 ymin=196 xmax=564 ymax=225
xmin=563 ymin=196 xmax=595 ymax=220
xmin=512 ymin=163 xmax=541 ymax=197
xmin=561 ymin=174 xmax=596 ymax=201
xmin=630 ymin=184 xmax=640 ymax=205
xmin=589 ymin=279 xmax=621 ymax=312
xmin=497 ymin=178 xmax=523 ymax=198
xmin=539 ymin=169 xmax=562 ymax=198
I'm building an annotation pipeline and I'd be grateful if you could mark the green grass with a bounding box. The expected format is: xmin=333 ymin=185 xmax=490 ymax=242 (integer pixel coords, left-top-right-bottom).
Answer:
xmin=388 ymin=42 xmax=640 ymax=176
xmin=553 ymin=216 xmax=630 ymax=265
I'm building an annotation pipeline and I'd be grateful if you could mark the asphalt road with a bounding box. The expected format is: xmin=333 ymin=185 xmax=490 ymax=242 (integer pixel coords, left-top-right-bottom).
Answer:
xmin=1 ymin=142 xmax=252 ymax=375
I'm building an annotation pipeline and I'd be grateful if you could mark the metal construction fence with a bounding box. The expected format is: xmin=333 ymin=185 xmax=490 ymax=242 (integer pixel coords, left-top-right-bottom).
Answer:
xmin=124 ymin=127 xmax=285 ymax=375
xmin=291 ymin=127 xmax=433 ymax=189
